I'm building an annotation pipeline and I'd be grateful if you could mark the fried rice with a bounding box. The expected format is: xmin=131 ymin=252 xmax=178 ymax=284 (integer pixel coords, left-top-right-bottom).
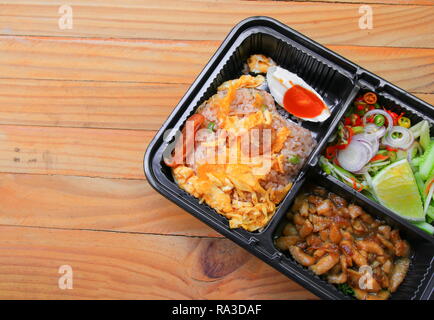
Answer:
xmin=169 ymin=75 xmax=317 ymax=231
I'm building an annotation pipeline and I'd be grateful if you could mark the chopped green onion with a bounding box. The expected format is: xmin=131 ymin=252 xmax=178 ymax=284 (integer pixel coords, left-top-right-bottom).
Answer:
xmin=352 ymin=126 xmax=364 ymax=134
xmin=367 ymin=160 xmax=390 ymax=168
xmin=320 ymin=157 xmax=363 ymax=190
xmin=207 ymin=121 xmax=216 ymax=132
xmin=320 ymin=156 xmax=332 ymax=174
xmin=288 ymin=155 xmax=300 ymax=164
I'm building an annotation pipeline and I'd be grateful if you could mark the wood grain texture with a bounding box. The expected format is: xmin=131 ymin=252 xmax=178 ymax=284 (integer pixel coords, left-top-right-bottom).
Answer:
xmin=415 ymin=93 xmax=434 ymax=105
xmin=0 ymin=125 xmax=151 ymax=179
xmin=0 ymin=78 xmax=432 ymax=132
xmin=0 ymin=37 xmax=212 ymax=84
xmin=0 ymin=79 xmax=188 ymax=130
xmin=0 ymin=0 xmax=433 ymax=48
xmin=1 ymin=37 xmax=433 ymax=90
xmin=268 ymin=0 xmax=434 ymax=5
xmin=0 ymin=0 xmax=432 ymax=301
xmin=0 ymin=173 xmax=220 ymax=237
xmin=0 ymin=226 xmax=317 ymax=299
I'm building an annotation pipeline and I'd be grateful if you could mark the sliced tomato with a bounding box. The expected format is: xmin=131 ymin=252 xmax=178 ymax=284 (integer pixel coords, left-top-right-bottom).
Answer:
xmin=363 ymin=92 xmax=377 ymax=104
xmin=164 ymin=114 xmax=205 ymax=167
xmin=326 ymin=146 xmax=338 ymax=159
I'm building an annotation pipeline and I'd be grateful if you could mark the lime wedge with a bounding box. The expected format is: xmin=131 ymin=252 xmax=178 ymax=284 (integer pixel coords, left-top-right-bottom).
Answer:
xmin=372 ymin=159 xmax=425 ymax=221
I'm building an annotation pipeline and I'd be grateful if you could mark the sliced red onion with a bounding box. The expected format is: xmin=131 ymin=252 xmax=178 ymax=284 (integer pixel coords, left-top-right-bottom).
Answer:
xmin=352 ymin=134 xmax=374 ymax=145
xmin=370 ymin=138 xmax=380 ymax=158
xmin=363 ymin=110 xmax=393 ymax=133
xmin=337 ymin=140 xmax=372 ymax=172
xmin=364 ymin=123 xmax=386 ymax=139
xmin=352 ymin=134 xmax=379 ymax=160
xmin=382 ymin=126 xmax=414 ymax=150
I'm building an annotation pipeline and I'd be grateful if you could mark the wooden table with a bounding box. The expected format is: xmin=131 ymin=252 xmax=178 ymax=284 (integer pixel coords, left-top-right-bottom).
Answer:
xmin=0 ymin=0 xmax=432 ymax=299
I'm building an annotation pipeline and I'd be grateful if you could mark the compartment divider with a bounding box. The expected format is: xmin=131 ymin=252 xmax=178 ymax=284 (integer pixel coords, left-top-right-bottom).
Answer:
xmin=307 ymin=84 xmax=360 ymax=167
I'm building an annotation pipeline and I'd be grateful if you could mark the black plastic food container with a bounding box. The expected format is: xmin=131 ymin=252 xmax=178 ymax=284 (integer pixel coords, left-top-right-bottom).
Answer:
xmin=144 ymin=17 xmax=434 ymax=300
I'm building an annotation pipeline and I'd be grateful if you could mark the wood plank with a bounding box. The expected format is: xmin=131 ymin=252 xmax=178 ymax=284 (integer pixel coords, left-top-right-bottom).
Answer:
xmin=269 ymin=0 xmax=433 ymax=5
xmin=0 ymin=173 xmax=221 ymax=237
xmin=0 ymin=37 xmax=212 ymax=84
xmin=0 ymin=37 xmax=433 ymax=91
xmin=328 ymin=45 xmax=434 ymax=93
xmin=415 ymin=93 xmax=434 ymax=105
xmin=0 ymin=125 xmax=151 ymax=179
xmin=0 ymin=78 xmax=432 ymax=132
xmin=0 ymin=1 xmax=433 ymax=48
xmin=0 ymin=226 xmax=317 ymax=299
xmin=0 ymin=79 xmax=188 ymax=130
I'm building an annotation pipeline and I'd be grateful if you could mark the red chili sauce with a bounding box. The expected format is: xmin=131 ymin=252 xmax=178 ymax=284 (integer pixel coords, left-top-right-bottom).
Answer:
xmin=283 ymin=85 xmax=326 ymax=118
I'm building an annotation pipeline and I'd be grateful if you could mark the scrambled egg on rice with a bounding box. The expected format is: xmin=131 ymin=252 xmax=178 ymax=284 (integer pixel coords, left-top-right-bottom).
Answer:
xmin=171 ymin=75 xmax=316 ymax=231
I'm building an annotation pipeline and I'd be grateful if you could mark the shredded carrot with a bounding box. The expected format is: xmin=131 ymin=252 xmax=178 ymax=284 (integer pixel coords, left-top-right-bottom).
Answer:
xmin=425 ymin=179 xmax=434 ymax=195
xmin=351 ymin=178 xmax=364 ymax=192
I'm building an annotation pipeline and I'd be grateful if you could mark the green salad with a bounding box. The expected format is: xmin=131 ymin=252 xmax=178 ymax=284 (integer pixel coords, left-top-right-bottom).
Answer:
xmin=320 ymin=92 xmax=434 ymax=234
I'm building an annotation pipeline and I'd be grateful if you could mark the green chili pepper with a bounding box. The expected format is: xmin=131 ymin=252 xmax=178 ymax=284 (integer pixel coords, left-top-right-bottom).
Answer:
xmin=374 ymin=114 xmax=385 ymax=126
xmin=392 ymin=131 xmax=402 ymax=139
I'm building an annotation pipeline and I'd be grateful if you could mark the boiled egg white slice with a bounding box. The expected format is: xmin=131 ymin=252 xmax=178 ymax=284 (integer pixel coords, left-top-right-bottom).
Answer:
xmin=266 ymin=66 xmax=331 ymax=122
